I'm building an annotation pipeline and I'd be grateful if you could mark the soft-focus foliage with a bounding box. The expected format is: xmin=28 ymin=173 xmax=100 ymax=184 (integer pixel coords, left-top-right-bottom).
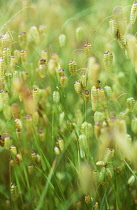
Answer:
xmin=0 ymin=0 xmax=137 ymax=209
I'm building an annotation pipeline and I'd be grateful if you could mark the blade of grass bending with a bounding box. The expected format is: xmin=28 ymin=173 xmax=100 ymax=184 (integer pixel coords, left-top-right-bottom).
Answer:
xmin=36 ymin=158 xmax=57 ymax=210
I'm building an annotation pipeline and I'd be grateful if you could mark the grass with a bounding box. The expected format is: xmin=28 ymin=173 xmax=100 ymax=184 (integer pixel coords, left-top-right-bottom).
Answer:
xmin=0 ymin=0 xmax=137 ymax=209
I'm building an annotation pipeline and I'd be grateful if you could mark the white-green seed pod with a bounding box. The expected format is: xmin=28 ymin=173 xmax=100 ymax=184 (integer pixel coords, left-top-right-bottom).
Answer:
xmin=36 ymin=154 xmax=41 ymax=163
xmin=99 ymin=167 xmax=106 ymax=183
xmin=91 ymin=86 xmax=98 ymax=111
xmin=103 ymin=148 xmax=114 ymax=164
xmin=85 ymin=194 xmax=91 ymax=204
xmin=130 ymin=2 xmax=137 ymax=25
xmin=28 ymin=164 xmax=34 ymax=175
xmin=54 ymin=146 xmax=60 ymax=155
xmin=20 ymin=49 xmax=27 ymax=63
xmin=94 ymin=202 xmax=99 ymax=210
xmin=10 ymin=145 xmax=17 ymax=155
xmin=78 ymin=134 xmax=88 ymax=158
xmin=81 ymin=73 xmax=86 ymax=88
xmin=76 ymin=27 xmax=83 ymax=41
xmin=3 ymin=48 xmax=11 ymax=65
xmin=33 ymin=88 xmax=39 ymax=108
xmin=4 ymin=136 xmax=12 ymax=150
xmin=98 ymin=88 xmax=105 ymax=107
xmin=131 ymin=118 xmax=137 ymax=134
xmin=109 ymin=19 xmax=118 ymax=39
xmin=31 ymin=151 xmax=36 ymax=160
xmin=59 ymin=34 xmax=66 ymax=47
xmin=14 ymin=118 xmax=22 ymax=131
xmin=69 ymin=61 xmax=77 ymax=76
xmin=14 ymin=50 xmax=20 ymax=64
xmin=104 ymin=51 xmax=113 ymax=73
xmin=74 ymin=81 xmax=82 ymax=95
xmin=18 ymin=31 xmax=27 ymax=49
xmin=10 ymin=56 xmax=15 ymax=69
xmin=96 ymin=161 xmax=106 ymax=166
xmin=41 ymin=50 xmax=48 ymax=60
xmin=39 ymin=64 xmax=47 ymax=78
xmin=53 ymin=91 xmax=60 ymax=104
xmin=38 ymin=129 xmax=44 ymax=141
xmin=81 ymin=122 xmax=93 ymax=138
xmin=128 ymin=175 xmax=135 ymax=186
xmin=106 ymin=167 xmax=113 ymax=178
xmin=127 ymin=97 xmax=135 ymax=112
xmin=104 ymin=86 xmax=112 ymax=99
xmin=27 ymin=26 xmax=40 ymax=45
xmin=57 ymin=138 xmax=64 ymax=151
xmin=60 ymin=75 xmax=68 ymax=87
xmin=94 ymin=111 xmax=105 ymax=123
xmin=10 ymin=183 xmax=18 ymax=202
xmin=58 ymin=68 xmax=64 ymax=77
xmin=84 ymin=43 xmax=92 ymax=58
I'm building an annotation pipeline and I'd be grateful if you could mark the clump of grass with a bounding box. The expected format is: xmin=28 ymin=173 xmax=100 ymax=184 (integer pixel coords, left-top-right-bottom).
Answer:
xmin=1 ymin=0 xmax=137 ymax=209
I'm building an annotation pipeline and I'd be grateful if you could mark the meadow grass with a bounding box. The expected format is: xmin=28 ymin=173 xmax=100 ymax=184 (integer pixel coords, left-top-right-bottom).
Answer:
xmin=0 ymin=0 xmax=137 ymax=209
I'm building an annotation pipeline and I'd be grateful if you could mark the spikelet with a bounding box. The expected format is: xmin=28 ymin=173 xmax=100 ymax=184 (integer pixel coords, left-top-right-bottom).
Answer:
xmin=39 ymin=129 xmax=45 ymax=141
xmin=87 ymin=57 xmax=100 ymax=85
xmin=78 ymin=134 xmax=88 ymax=158
xmin=27 ymin=26 xmax=40 ymax=46
xmin=60 ymin=75 xmax=68 ymax=87
xmin=81 ymin=73 xmax=86 ymax=88
xmin=81 ymin=122 xmax=93 ymax=138
xmin=18 ymin=32 xmax=27 ymax=49
xmin=2 ymin=32 xmax=12 ymax=48
xmin=4 ymin=136 xmax=12 ymax=150
xmin=94 ymin=111 xmax=105 ymax=124
xmin=57 ymin=138 xmax=64 ymax=151
xmin=58 ymin=68 xmax=64 ymax=77
xmin=96 ymin=160 xmax=106 ymax=166
xmin=130 ymin=2 xmax=137 ymax=25
xmin=3 ymin=48 xmax=11 ymax=66
xmin=10 ymin=145 xmax=17 ymax=155
xmin=31 ymin=151 xmax=36 ymax=161
xmin=33 ymin=88 xmax=39 ymax=109
xmin=84 ymin=43 xmax=92 ymax=57
xmin=85 ymin=194 xmax=91 ymax=204
xmin=59 ymin=34 xmax=66 ymax=47
xmin=127 ymin=97 xmax=135 ymax=112
xmin=131 ymin=118 xmax=137 ymax=134
xmin=99 ymin=167 xmax=106 ymax=183
xmin=39 ymin=24 xmax=47 ymax=38
xmin=69 ymin=61 xmax=77 ymax=75
xmin=41 ymin=50 xmax=48 ymax=60
xmin=76 ymin=27 xmax=83 ymax=41
xmin=109 ymin=19 xmax=118 ymax=39
xmin=20 ymin=49 xmax=27 ymax=63
xmin=10 ymin=56 xmax=15 ymax=69
xmin=14 ymin=49 xmax=20 ymax=63
xmin=14 ymin=118 xmax=22 ymax=131
xmin=91 ymin=86 xmax=98 ymax=111
xmin=104 ymin=51 xmax=113 ymax=73
xmin=54 ymin=146 xmax=60 ymax=155
xmin=10 ymin=183 xmax=18 ymax=202
xmin=104 ymin=86 xmax=112 ymax=99
xmin=74 ymin=81 xmax=82 ymax=95
xmin=128 ymin=175 xmax=135 ymax=186
xmin=84 ymin=90 xmax=90 ymax=104
xmin=93 ymin=201 xmax=99 ymax=210
xmin=28 ymin=164 xmax=34 ymax=175
xmin=36 ymin=154 xmax=41 ymax=163
xmin=12 ymin=103 xmax=20 ymax=118
xmin=103 ymin=148 xmax=114 ymax=164
xmin=98 ymin=88 xmax=105 ymax=108
xmin=52 ymin=90 xmax=60 ymax=104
